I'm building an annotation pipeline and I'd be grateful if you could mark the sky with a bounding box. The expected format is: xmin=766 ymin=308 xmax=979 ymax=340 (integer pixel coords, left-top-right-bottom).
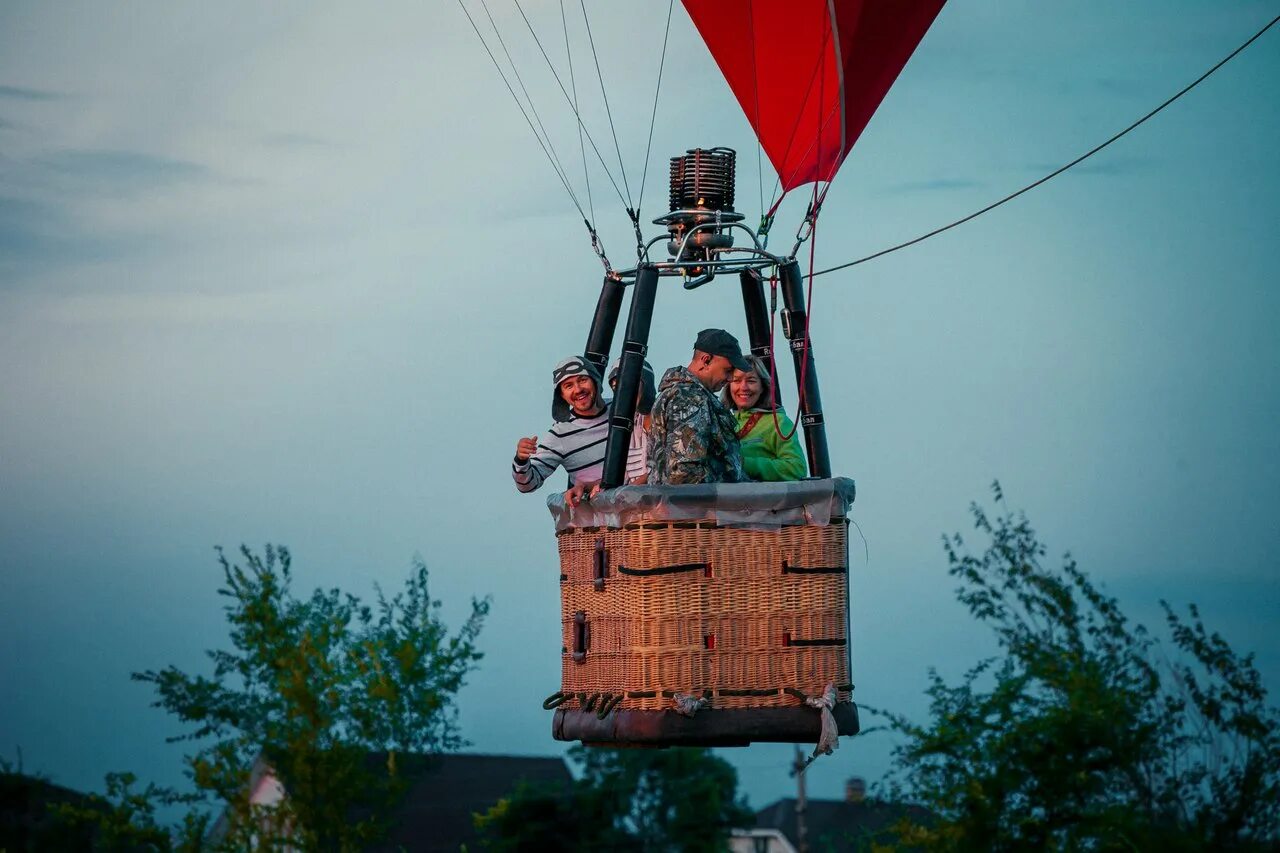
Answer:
xmin=2 ymin=0 xmax=1278 ymax=817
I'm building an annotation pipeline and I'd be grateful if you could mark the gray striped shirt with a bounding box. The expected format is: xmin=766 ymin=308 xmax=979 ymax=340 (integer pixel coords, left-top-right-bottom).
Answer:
xmin=512 ymin=410 xmax=609 ymax=493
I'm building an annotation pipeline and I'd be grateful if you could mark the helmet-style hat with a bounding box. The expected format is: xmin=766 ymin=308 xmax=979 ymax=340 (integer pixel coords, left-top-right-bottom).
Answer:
xmin=607 ymin=358 xmax=657 ymax=415
xmin=551 ymin=356 xmax=605 ymax=421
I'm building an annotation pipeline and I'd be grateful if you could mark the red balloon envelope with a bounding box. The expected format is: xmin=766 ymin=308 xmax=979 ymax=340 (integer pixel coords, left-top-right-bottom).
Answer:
xmin=683 ymin=0 xmax=946 ymax=192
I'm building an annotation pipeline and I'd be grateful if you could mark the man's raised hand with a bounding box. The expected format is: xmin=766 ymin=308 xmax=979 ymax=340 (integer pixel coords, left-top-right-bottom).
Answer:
xmin=515 ymin=436 xmax=538 ymax=462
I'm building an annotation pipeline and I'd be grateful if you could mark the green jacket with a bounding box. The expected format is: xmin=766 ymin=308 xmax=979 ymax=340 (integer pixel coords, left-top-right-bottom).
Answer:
xmin=734 ymin=408 xmax=808 ymax=481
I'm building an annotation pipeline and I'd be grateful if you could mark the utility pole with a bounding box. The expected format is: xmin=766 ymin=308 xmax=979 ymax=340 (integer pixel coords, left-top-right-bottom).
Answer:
xmin=792 ymin=746 xmax=809 ymax=853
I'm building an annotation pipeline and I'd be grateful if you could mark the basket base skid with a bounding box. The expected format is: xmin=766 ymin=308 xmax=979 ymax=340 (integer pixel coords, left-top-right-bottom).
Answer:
xmin=552 ymin=702 xmax=859 ymax=747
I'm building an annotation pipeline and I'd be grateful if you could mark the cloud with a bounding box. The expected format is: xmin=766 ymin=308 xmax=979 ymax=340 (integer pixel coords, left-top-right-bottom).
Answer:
xmin=36 ymin=149 xmax=210 ymax=192
xmin=1025 ymin=156 xmax=1151 ymax=178
xmin=0 ymin=195 xmax=140 ymax=277
xmin=260 ymin=132 xmax=336 ymax=150
xmin=0 ymin=145 xmax=229 ymax=281
xmin=879 ymin=178 xmax=984 ymax=194
xmin=0 ymin=84 xmax=65 ymax=101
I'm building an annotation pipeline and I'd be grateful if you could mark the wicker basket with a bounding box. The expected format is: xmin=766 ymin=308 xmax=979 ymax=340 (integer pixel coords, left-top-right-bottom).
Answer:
xmin=549 ymin=480 xmax=854 ymax=735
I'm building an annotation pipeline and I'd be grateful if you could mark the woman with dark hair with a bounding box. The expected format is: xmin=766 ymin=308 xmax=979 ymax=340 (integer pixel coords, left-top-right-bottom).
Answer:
xmin=721 ymin=355 xmax=807 ymax=481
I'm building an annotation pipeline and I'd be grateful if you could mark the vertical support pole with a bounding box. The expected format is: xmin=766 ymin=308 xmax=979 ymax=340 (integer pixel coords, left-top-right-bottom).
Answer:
xmin=794 ymin=745 xmax=810 ymax=853
xmin=583 ymin=275 xmax=627 ymax=379
xmin=779 ymin=260 xmax=832 ymax=478
xmin=602 ymin=266 xmax=659 ymax=488
xmin=739 ymin=268 xmax=772 ymax=359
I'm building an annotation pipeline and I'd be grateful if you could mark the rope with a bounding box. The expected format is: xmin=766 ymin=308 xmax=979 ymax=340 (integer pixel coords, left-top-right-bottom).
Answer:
xmin=800 ymin=683 xmax=840 ymax=770
xmin=559 ymin=0 xmax=595 ymax=232
xmin=768 ymin=162 xmax=827 ymax=441
xmin=512 ymin=0 xmax=630 ymax=210
xmin=457 ymin=0 xmax=587 ymax=220
xmin=636 ymin=0 xmax=675 ymax=220
xmin=765 ymin=11 xmax=834 ymax=214
xmin=599 ymin=694 xmax=623 ymax=718
xmin=747 ymin=0 xmax=764 ymax=220
xmin=812 ymin=12 xmax=1280 ymax=279
xmin=476 ymin=0 xmax=583 ymax=214
xmin=672 ymin=692 xmax=710 ymax=717
xmin=579 ymin=0 xmax=633 ymax=209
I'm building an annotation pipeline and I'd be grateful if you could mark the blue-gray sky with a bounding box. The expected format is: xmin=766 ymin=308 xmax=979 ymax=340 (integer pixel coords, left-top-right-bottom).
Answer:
xmin=2 ymin=0 xmax=1278 ymax=812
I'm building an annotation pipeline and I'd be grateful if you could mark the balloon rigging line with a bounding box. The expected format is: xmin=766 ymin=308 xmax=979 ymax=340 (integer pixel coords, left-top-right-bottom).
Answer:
xmin=579 ymin=0 xmax=634 ymax=210
xmin=560 ymin=0 xmax=596 ymax=232
xmin=767 ymin=10 xmax=835 ymax=213
xmin=457 ymin=0 xmax=588 ymax=221
xmin=477 ymin=0 xmax=582 ymax=213
xmin=511 ymin=0 xmax=630 ymax=211
xmin=747 ymin=0 xmax=765 ymax=219
xmin=637 ymin=0 xmax=676 ymax=221
xmin=767 ymin=98 xmax=842 ymax=220
xmin=811 ymin=12 xmax=1280 ymax=279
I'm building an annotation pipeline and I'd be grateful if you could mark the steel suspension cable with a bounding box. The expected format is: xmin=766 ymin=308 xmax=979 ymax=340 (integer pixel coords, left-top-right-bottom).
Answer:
xmin=747 ymin=0 xmax=765 ymax=219
xmin=512 ymin=0 xmax=630 ymax=210
xmin=478 ymin=0 xmax=582 ymax=208
xmin=458 ymin=0 xmax=587 ymax=219
xmin=559 ymin=0 xmax=596 ymax=229
xmin=636 ymin=0 xmax=675 ymax=219
xmin=766 ymin=13 xmax=834 ymax=214
xmin=811 ymin=12 xmax=1280 ymax=279
xmin=579 ymin=0 xmax=634 ymax=209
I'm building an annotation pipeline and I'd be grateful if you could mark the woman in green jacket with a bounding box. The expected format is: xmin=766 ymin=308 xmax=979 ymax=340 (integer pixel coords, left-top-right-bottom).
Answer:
xmin=721 ymin=355 xmax=808 ymax=481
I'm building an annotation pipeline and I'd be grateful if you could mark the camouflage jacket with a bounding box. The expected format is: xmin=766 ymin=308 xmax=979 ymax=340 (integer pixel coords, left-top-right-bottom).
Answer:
xmin=646 ymin=366 xmax=746 ymax=485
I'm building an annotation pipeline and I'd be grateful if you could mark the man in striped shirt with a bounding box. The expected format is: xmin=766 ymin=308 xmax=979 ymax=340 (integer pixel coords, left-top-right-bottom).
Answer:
xmin=512 ymin=356 xmax=609 ymax=495
xmin=563 ymin=358 xmax=657 ymax=506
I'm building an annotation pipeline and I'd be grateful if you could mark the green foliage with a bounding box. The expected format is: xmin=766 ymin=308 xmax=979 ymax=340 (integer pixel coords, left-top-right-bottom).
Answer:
xmin=47 ymin=771 xmax=208 ymax=852
xmin=474 ymin=746 xmax=752 ymax=852
xmin=875 ymin=483 xmax=1280 ymax=852
xmin=471 ymin=778 xmax=629 ymax=851
xmin=128 ymin=544 xmax=489 ymax=851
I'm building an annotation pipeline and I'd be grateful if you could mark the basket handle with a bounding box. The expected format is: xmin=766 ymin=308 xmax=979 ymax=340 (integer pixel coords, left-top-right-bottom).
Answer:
xmin=781 ymin=559 xmax=846 ymax=575
xmin=572 ymin=611 xmax=590 ymax=663
xmin=618 ymin=562 xmax=709 ymax=577
xmin=592 ymin=538 xmax=608 ymax=591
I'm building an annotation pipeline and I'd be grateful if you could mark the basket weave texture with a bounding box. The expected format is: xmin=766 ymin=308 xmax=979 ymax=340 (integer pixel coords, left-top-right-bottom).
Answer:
xmin=558 ymin=516 xmax=851 ymax=712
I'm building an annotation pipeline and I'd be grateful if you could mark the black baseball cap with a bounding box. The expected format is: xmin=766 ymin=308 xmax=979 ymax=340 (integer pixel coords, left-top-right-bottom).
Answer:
xmin=694 ymin=328 xmax=751 ymax=372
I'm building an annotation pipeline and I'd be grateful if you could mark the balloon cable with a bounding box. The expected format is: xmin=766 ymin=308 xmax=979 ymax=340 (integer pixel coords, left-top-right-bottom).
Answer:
xmin=811 ymin=12 xmax=1280 ymax=279
xmin=637 ymin=0 xmax=675 ymax=224
xmin=458 ymin=0 xmax=587 ymax=222
xmin=559 ymin=0 xmax=596 ymax=234
xmin=579 ymin=0 xmax=633 ymax=210
xmin=512 ymin=0 xmax=630 ymax=210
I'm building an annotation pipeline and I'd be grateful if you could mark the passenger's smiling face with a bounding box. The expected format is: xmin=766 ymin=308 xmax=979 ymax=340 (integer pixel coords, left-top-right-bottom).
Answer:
xmin=729 ymin=370 xmax=763 ymax=409
xmin=559 ymin=375 xmax=600 ymax=416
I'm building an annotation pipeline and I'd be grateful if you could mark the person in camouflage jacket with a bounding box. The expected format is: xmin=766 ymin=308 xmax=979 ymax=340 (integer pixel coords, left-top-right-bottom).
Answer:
xmin=647 ymin=329 xmax=750 ymax=485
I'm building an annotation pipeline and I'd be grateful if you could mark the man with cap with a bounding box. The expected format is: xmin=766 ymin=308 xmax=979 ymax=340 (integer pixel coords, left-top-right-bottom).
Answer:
xmin=512 ymin=356 xmax=609 ymax=495
xmin=647 ymin=329 xmax=749 ymax=485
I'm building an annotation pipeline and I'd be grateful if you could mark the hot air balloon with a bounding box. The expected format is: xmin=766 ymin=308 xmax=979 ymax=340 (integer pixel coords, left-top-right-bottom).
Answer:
xmin=525 ymin=0 xmax=947 ymax=751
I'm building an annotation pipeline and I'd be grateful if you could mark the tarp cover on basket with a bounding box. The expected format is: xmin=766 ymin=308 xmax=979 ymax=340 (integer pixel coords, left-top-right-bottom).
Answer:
xmin=547 ymin=478 xmax=860 ymax=748
xmin=547 ymin=477 xmax=856 ymax=532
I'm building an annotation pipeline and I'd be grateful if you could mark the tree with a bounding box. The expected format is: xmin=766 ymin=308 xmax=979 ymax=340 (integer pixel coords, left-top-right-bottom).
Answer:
xmin=875 ymin=484 xmax=1280 ymax=852
xmin=44 ymin=771 xmax=209 ymax=852
xmin=474 ymin=745 xmax=753 ymax=852
xmin=131 ymin=544 xmax=489 ymax=851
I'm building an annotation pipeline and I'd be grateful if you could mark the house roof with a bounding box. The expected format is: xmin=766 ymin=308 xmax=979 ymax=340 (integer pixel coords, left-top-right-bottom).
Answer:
xmin=754 ymin=797 xmax=933 ymax=852
xmin=210 ymin=750 xmax=574 ymax=851
xmin=0 ymin=772 xmax=102 ymax=850
xmin=371 ymin=753 xmax=573 ymax=852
